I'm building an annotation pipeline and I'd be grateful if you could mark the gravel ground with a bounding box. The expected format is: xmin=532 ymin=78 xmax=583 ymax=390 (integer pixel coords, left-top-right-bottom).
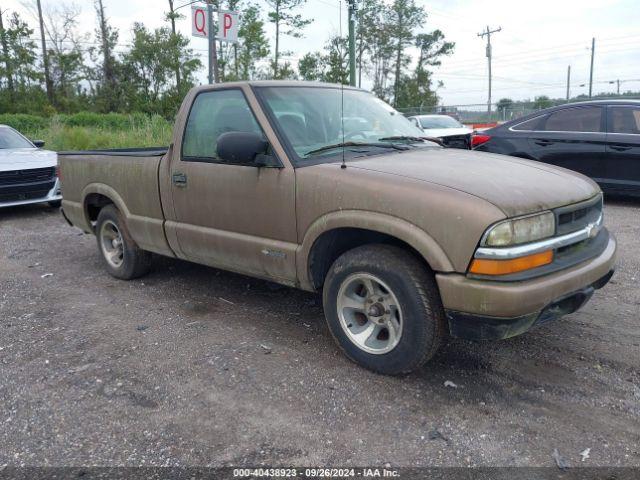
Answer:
xmin=0 ymin=197 xmax=638 ymax=468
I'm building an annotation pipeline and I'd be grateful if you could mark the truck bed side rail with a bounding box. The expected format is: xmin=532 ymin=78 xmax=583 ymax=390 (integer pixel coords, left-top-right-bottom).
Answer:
xmin=59 ymin=147 xmax=168 ymax=157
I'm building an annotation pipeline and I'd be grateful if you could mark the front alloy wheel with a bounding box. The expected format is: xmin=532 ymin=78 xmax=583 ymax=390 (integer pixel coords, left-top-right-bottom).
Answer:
xmin=337 ymin=273 xmax=403 ymax=355
xmin=323 ymin=244 xmax=446 ymax=375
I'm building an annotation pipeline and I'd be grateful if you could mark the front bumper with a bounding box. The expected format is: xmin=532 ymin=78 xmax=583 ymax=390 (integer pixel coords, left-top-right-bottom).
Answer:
xmin=0 ymin=177 xmax=61 ymax=208
xmin=436 ymin=233 xmax=616 ymax=340
xmin=445 ymin=269 xmax=614 ymax=340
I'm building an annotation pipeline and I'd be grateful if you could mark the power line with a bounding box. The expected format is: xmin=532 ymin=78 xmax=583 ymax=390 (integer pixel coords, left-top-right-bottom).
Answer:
xmin=439 ymin=35 xmax=640 ymax=70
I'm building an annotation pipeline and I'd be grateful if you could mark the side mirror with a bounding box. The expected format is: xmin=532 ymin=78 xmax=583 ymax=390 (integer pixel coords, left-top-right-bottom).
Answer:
xmin=33 ymin=140 xmax=45 ymax=148
xmin=217 ymin=132 xmax=278 ymax=167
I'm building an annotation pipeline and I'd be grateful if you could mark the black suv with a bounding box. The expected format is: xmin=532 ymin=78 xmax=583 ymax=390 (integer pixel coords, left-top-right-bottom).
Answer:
xmin=473 ymin=100 xmax=640 ymax=196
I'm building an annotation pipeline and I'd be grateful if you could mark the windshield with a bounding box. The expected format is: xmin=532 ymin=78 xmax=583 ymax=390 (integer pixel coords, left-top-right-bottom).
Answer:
xmin=0 ymin=127 xmax=34 ymax=149
xmin=418 ymin=116 xmax=463 ymax=129
xmin=258 ymin=87 xmax=427 ymax=160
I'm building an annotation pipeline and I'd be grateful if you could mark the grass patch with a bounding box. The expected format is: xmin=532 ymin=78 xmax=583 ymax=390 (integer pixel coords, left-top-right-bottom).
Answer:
xmin=1 ymin=113 xmax=173 ymax=151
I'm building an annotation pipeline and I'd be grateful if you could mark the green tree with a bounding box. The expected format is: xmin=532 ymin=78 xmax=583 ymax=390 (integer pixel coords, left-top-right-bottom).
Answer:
xmin=297 ymin=36 xmax=348 ymax=84
xmin=298 ymin=52 xmax=323 ymax=81
xmin=166 ymin=0 xmax=184 ymax=90
xmin=122 ymin=23 xmax=201 ymax=116
xmin=388 ymin=0 xmax=426 ymax=106
xmin=533 ymin=95 xmax=553 ymax=110
xmin=0 ymin=11 xmax=43 ymax=113
xmin=497 ymin=98 xmax=514 ymax=110
xmin=237 ymin=4 xmax=270 ymax=80
xmin=44 ymin=4 xmax=86 ymax=112
xmin=394 ymin=30 xmax=453 ymax=109
xmin=94 ymin=0 xmax=121 ymax=112
xmin=265 ymin=0 xmax=311 ymax=78
xmin=363 ymin=4 xmax=395 ymax=101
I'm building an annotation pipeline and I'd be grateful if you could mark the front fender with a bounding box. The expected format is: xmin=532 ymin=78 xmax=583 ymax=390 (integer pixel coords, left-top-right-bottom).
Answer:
xmin=296 ymin=209 xmax=454 ymax=291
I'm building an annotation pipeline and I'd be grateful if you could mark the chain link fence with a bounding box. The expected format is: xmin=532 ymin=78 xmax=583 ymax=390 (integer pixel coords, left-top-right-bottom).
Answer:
xmin=397 ymin=95 xmax=640 ymax=125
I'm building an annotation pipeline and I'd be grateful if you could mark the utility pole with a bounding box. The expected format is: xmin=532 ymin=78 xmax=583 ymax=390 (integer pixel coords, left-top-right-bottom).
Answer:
xmin=588 ymin=37 xmax=595 ymax=98
xmin=566 ymin=65 xmax=571 ymax=101
xmin=207 ymin=0 xmax=220 ymax=83
xmin=478 ymin=26 xmax=501 ymax=118
xmin=608 ymin=79 xmax=621 ymax=95
xmin=36 ymin=0 xmax=53 ymax=105
xmin=347 ymin=0 xmax=357 ymax=86
xmin=167 ymin=0 xmax=181 ymax=91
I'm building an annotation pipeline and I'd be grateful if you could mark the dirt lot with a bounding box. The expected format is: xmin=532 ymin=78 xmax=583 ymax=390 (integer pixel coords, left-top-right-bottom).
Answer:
xmin=0 ymin=198 xmax=639 ymax=468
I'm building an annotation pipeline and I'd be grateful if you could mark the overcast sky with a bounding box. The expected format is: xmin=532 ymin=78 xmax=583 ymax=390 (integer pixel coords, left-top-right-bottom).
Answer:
xmin=3 ymin=0 xmax=639 ymax=107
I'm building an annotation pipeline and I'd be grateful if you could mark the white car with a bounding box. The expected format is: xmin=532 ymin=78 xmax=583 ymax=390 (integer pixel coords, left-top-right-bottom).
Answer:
xmin=0 ymin=125 xmax=61 ymax=209
xmin=407 ymin=114 xmax=474 ymax=149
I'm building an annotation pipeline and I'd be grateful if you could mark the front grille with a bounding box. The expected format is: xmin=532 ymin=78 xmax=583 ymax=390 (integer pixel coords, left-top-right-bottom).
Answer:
xmin=0 ymin=190 xmax=51 ymax=203
xmin=555 ymin=195 xmax=603 ymax=236
xmin=441 ymin=134 xmax=471 ymax=149
xmin=0 ymin=167 xmax=56 ymax=186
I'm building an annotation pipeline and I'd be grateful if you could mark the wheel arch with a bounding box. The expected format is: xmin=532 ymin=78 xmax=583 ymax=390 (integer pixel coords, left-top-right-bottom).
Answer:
xmin=297 ymin=210 xmax=454 ymax=291
xmin=82 ymin=184 xmax=131 ymax=232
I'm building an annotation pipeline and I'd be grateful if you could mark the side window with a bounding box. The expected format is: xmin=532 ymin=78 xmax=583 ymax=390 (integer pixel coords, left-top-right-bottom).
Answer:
xmin=511 ymin=115 xmax=545 ymax=131
xmin=610 ymin=107 xmax=640 ymax=134
xmin=182 ymin=89 xmax=263 ymax=163
xmin=542 ymin=107 xmax=602 ymax=133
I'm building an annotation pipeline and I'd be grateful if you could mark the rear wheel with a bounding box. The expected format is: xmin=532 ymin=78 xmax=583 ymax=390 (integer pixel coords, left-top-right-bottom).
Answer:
xmin=96 ymin=205 xmax=151 ymax=280
xmin=323 ymin=244 xmax=446 ymax=375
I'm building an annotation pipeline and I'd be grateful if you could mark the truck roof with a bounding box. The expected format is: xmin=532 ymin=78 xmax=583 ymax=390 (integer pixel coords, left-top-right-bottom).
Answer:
xmin=191 ymin=80 xmax=367 ymax=92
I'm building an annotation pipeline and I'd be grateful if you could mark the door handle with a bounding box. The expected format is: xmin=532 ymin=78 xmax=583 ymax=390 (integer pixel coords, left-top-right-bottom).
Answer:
xmin=172 ymin=172 xmax=187 ymax=187
xmin=534 ymin=139 xmax=553 ymax=146
xmin=610 ymin=145 xmax=632 ymax=152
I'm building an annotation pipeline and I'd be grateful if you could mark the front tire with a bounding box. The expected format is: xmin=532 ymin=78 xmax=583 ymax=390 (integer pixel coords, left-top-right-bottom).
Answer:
xmin=323 ymin=244 xmax=446 ymax=375
xmin=96 ymin=205 xmax=151 ymax=280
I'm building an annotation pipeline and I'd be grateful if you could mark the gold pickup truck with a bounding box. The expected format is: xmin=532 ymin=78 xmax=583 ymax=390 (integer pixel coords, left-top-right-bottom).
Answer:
xmin=59 ymin=81 xmax=616 ymax=375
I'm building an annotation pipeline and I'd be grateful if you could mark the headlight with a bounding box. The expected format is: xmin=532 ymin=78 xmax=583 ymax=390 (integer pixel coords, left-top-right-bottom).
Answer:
xmin=482 ymin=211 xmax=555 ymax=247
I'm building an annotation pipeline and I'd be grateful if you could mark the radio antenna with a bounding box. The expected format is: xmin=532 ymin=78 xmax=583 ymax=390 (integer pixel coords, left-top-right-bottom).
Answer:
xmin=339 ymin=0 xmax=346 ymax=169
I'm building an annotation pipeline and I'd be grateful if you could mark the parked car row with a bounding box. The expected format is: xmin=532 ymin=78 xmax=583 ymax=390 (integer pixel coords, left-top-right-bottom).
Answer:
xmin=0 ymin=125 xmax=61 ymax=209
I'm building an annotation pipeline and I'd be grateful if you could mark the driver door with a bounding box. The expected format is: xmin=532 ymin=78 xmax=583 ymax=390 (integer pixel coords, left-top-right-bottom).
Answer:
xmin=164 ymin=87 xmax=298 ymax=284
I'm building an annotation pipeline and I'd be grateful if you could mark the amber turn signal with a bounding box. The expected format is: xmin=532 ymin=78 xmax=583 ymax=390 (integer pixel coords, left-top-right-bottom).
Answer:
xmin=469 ymin=250 xmax=553 ymax=275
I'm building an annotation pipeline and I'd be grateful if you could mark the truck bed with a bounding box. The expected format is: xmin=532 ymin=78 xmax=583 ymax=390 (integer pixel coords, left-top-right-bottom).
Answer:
xmin=59 ymin=147 xmax=173 ymax=257
xmin=58 ymin=147 xmax=168 ymax=157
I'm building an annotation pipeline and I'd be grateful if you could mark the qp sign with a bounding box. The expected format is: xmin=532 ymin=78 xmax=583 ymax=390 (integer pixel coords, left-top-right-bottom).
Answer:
xmin=217 ymin=10 xmax=239 ymax=43
xmin=191 ymin=6 xmax=208 ymax=38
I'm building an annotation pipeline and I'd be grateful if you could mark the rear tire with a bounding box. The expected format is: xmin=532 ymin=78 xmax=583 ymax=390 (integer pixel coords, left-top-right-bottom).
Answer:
xmin=322 ymin=244 xmax=446 ymax=375
xmin=96 ymin=205 xmax=151 ymax=280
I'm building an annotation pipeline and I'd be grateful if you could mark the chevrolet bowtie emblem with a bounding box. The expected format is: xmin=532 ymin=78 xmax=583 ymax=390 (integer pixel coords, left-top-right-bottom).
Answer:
xmin=586 ymin=222 xmax=599 ymax=239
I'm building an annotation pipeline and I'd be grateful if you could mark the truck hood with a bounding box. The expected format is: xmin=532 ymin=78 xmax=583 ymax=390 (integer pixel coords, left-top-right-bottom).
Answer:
xmin=343 ymin=147 xmax=600 ymax=217
xmin=0 ymin=148 xmax=57 ymax=172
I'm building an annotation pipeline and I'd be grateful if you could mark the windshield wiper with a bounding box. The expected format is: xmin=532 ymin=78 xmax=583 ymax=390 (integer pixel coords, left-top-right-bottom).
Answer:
xmin=378 ymin=135 xmax=428 ymax=142
xmin=304 ymin=141 xmax=409 ymax=157
xmin=378 ymin=135 xmax=444 ymax=146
